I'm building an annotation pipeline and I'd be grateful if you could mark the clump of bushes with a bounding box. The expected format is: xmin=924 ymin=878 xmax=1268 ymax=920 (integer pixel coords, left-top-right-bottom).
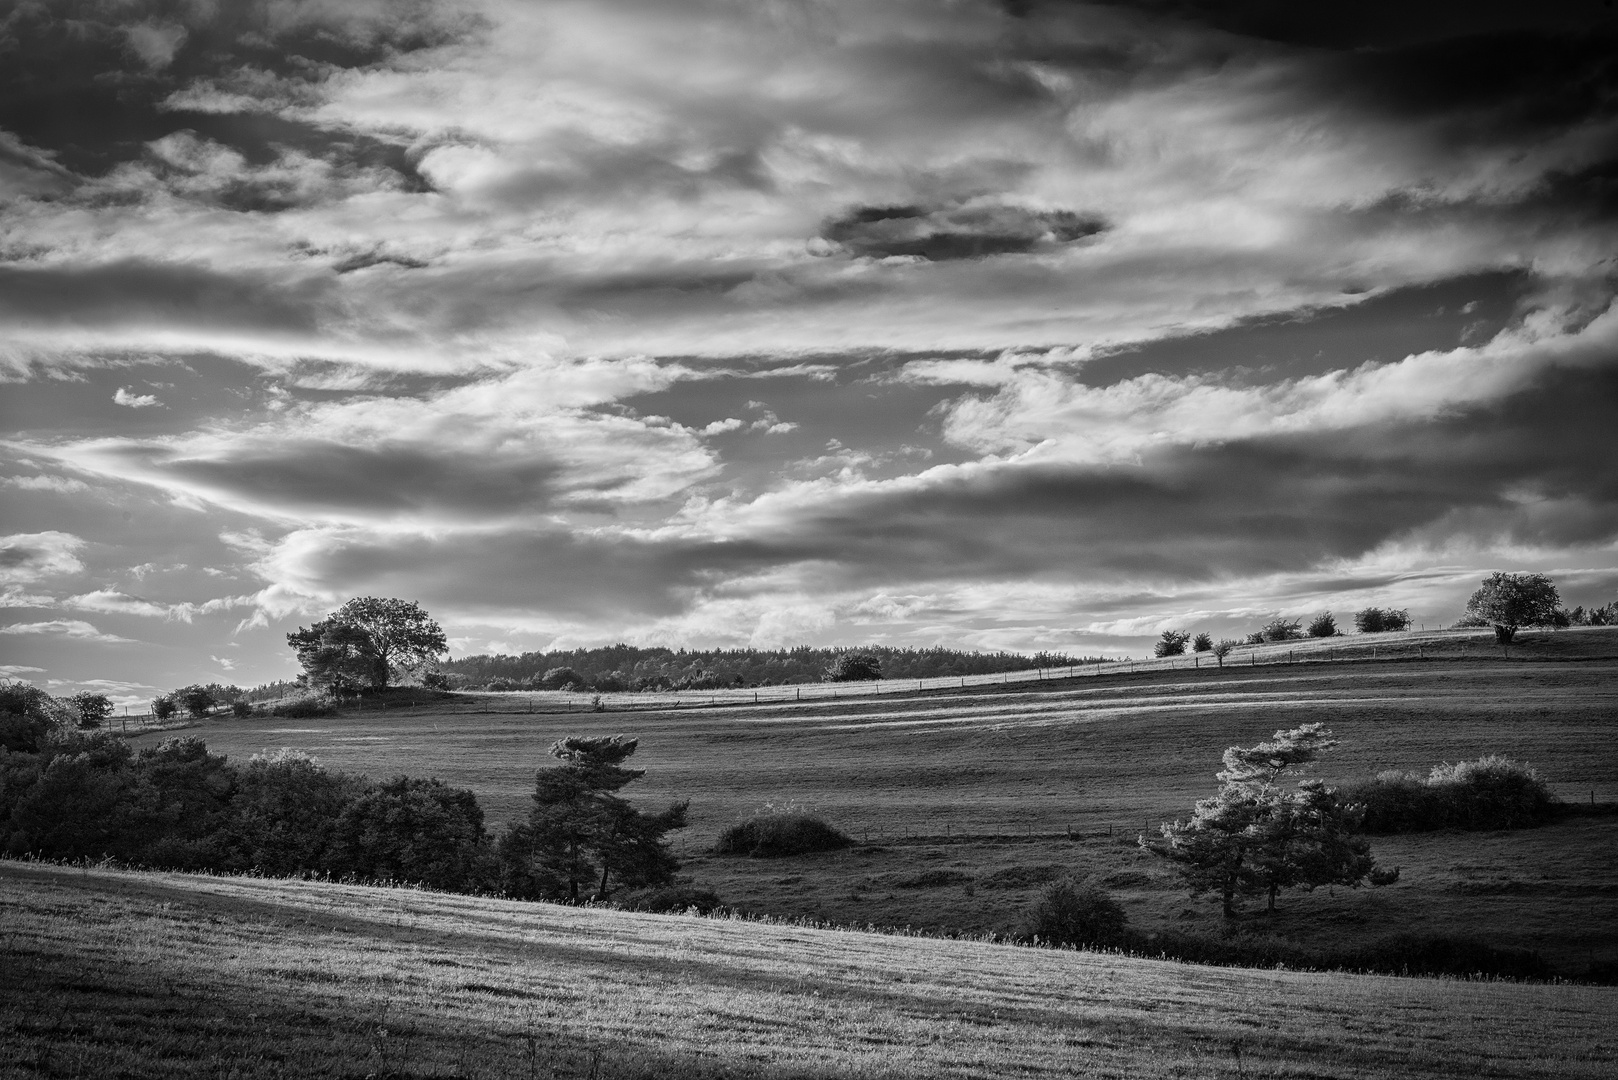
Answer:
xmin=1354 ymin=607 xmax=1410 ymax=633
xmin=1018 ymin=878 xmax=1129 ymax=947
xmin=1349 ymin=755 xmax=1554 ymax=833
xmin=269 ymin=694 xmax=338 ymax=719
xmin=715 ymin=812 xmax=853 ymax=857
xmin=1306 ymin=612 xmax=1338 ymax=638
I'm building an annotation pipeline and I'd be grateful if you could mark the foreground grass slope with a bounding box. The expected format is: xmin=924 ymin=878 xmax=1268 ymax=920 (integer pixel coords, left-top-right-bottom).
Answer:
xmin=3 ymin=863 xmax=1613 ymax=1080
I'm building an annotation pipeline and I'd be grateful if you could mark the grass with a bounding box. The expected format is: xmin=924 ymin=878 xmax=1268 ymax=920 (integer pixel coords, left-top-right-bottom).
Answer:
xmin=129 ymin=630 xmax=1618 ymax=973
xmin=3 ymin=860 xmax=1614 ymax=1079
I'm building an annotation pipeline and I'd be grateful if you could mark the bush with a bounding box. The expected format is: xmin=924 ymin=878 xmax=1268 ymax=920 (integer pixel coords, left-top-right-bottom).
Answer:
xmin=1260 ymin=618 xmax=1302 ymax=643
xmin=1192 ymin=633 xmax=1213 ymax=652
xmin=1306 ymin=612 xmax=1338 ymax=638
xmin=714 ymin=812 xmax=854 ymax=857
xmin=827 ymin=652 xmax=881 ymax=681
xmin=1349 ymin=755 xmax=1554 ymax=833
xmin=269 ymin=695 xmax=337 ymax=719
xmin=539 ymin=667 xmax=584 ymax=691
xmin=1153 ymin=630 xmax=1190 ymax=658
xmin=231 ymin=700 xmax=254 ymax=718
xmin=1018 ymin=879 xmax=1129 ymax=947
xmin=1354 ymin=607 xmax=1410 ymax=633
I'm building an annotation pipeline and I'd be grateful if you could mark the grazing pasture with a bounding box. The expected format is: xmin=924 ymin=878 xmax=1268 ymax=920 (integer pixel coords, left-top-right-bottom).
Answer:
xmin=134 ymin=634 xmax=1618 ymax=974
xmin=2 ymin=861 xmax=1613 ymax=1079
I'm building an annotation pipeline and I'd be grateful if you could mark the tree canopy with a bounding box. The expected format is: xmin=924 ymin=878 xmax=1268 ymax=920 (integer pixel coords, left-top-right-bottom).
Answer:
xmin=288 ymin=597 xmax=446 ymax=692
xmin=499 ymin=735 xmax=688 ymax=902
xmin=1465 ymin=572 xmax=1561 ymax=644
xmin=1146 ymin=723 xmax=1384 ymax=916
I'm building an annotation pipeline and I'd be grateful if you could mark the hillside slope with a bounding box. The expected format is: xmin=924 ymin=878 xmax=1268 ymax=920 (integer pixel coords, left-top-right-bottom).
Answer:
xmin=2 ymin=862 xmax=1613 ymax=1079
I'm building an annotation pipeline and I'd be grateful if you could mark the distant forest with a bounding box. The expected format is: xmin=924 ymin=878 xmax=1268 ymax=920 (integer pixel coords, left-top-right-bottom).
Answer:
xmin=440 ymin=645 xmax=1096 ymax=691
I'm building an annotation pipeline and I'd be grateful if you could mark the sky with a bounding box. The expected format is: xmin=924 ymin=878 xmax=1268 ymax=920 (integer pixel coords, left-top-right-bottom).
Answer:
xmin=3 ymin=0 xmax=1618 ymax=708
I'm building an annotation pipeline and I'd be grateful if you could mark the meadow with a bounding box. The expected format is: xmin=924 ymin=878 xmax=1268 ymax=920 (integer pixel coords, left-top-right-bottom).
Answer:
xmin=3 ymin=860 xmax=1614 ymax=1079
xmin=131 ymin=628 xmax=1618 ymax=975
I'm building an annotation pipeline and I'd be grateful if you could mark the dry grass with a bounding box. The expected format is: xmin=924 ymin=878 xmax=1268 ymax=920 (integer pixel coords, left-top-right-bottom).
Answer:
xmin=131 ymin=635 xmax=1618 ymax=974
xmin=3 ymin=861 xmax=1614 ymax=1079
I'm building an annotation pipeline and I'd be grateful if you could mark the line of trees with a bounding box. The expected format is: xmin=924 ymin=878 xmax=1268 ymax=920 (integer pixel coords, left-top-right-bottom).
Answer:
xmin=1 ymin=680 xmax=689 ymax=904
xmin=443 ymin=644 xmax=1096 ymax=692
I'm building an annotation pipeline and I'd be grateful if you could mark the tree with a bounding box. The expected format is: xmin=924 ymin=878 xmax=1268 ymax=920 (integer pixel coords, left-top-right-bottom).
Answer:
xmin=1305 ymin=612 xmax=1337 ymax=638
xmin=288 ymin=597 xmax=447 ymax=692
xmin=501 ymin=736 xmax=687 ymax=902
xmin=1144 ymin=723 xmax=1381 ymax=916
xmin=1260 ymin=618 xmax=1302 ymax=643
xmin=1192 ymin=632 xmax=1213 ymax=652
xmin=827 ymin=652 xmax=881 ymax=681
xmin=171 ymin=685 xmax=217 ymax=718
xmin=289 ymin=620 xmax=383 ymax=696
xmin=1210 ymin=639 xmax=1238 ymax=667
xmin=66 ymin=692 xmax=114 ymax=729
xmin=151 ymin=695 xmax=177 ymax=721
xmin=1154 ymin=630 xmax=1190 ymax=658
xmin=1465 ymin=573 xmax=1562 ymax=645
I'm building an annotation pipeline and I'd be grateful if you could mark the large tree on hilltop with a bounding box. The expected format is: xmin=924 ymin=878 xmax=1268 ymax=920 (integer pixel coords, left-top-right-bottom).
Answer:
xmin=288 ymin=597 xmax=446 ymax=691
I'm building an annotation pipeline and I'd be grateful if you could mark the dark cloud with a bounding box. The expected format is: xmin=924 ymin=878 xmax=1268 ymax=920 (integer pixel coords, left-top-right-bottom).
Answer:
xmin=155 ymin=441 xmax=567 ymax=518
xmin=0 ymin=0 xmax=473 ymax=186
xmin=822 ymin=203 xmax=1105 ymax=261
xmin=0 ymin=260 xmax=331 ymax=334
xmin=291 ymin=358 xmax=1618 ymax=624
xmin=1080 ymin=270 xmax=1530 ymax=386
xmin=749 ymin=359 xmax=1618 ymax=589
xmin=1054 ymin=1 xmax=1615 ymax=50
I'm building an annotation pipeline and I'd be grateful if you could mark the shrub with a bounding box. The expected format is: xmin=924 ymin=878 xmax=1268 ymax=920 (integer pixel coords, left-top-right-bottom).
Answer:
xmin=826 ymin=652 xmax=881 ymax=681
xmin=539 ymin=667 xmax=584 ymax=691
xmin=1260 ymin=618 xmax=1302 ymax=642
xmin=269 ymin=695 xmax=337 ymax=719
xmin=1354 ymin=607 xmax=1410 ymax=634
xmin=1153 ymin=630 xmax=1190 ymax=658
xmin=1192 ymin=632 xmax=1213 ymax=652
xmin=1018 ymin=879 xmax=1129 ymax=947
xmin=714 ymin=812 xmax=853 ymax=857
xmin=1245 ymin=632 xmax=1265 ymax=645
xmin=1305 ymin=612 xmax=1338 ymax=638
xmin=1349 ymin=755 xmax=1554 ymax=833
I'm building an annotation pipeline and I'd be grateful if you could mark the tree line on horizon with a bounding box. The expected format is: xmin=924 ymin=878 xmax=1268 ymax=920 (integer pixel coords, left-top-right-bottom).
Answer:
xmin=439 ymin=644 xmax=1098 ymax=693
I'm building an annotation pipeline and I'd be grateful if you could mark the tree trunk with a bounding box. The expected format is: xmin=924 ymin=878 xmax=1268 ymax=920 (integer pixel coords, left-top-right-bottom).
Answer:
xmin=1267 ymin=882 xmax=1278 ymax=912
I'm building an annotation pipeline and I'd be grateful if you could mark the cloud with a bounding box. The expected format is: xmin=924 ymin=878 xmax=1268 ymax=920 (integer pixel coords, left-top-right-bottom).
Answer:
xmin=820 ymin=202 xmax=1105 ymax=261
xmin=0 ymin=532 xmax=87 ymax=584
xmin=34 ymin=361 xmax=720 ymax=525
xmin=0 ymin=665 xmax=47 ymax=679
xmin=114 ymin=387 xmax=161 ymax=408
xmin=0 ymin=620 xmax=134 ymax=643
xmin=1 ymin=475 xmax=90 ymax=493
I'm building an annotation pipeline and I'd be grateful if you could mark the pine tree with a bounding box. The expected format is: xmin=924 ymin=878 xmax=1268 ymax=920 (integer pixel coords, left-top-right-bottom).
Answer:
xmin=1147 ymin=723 xmax=1381 ymax=915
xmin=501 ymin=736 xmax=688 ymax=902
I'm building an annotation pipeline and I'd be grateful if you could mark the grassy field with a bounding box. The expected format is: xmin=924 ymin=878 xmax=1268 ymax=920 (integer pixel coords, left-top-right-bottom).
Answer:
xmin=126 ymin=629 xmax=1618 ymax=976
xmin=3 ymin=861 xmax=1614 ymax=1080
